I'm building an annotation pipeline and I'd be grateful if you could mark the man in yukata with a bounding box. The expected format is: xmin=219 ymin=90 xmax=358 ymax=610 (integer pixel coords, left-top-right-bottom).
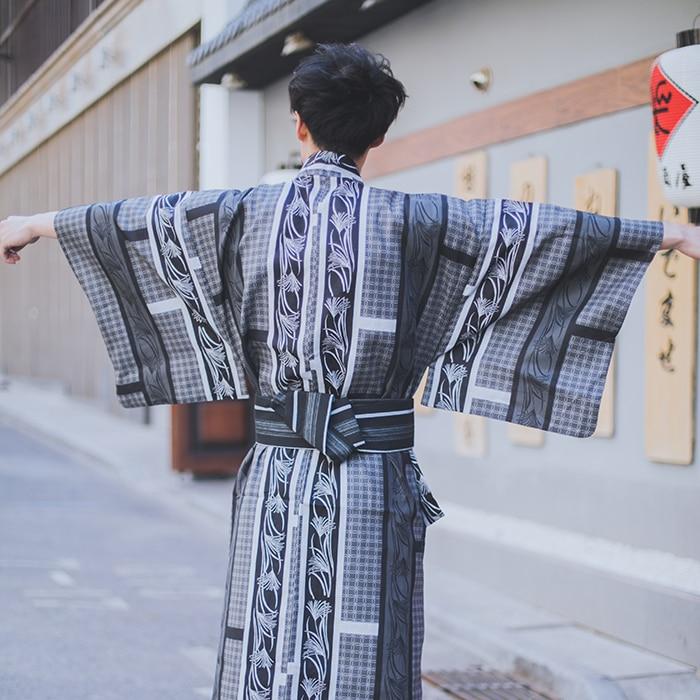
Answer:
xmin=2 ymin=43 xmax=699 ymax=700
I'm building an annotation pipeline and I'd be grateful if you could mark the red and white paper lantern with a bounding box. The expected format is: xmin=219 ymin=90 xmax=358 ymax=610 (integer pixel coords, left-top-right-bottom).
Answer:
xmin=651 ymin=29 xmax=700 ymax=220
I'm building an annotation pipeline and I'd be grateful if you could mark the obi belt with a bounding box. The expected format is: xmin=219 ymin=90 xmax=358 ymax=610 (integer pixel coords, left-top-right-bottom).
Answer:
xmin=253 ymin=390 xmax=414 ymax=463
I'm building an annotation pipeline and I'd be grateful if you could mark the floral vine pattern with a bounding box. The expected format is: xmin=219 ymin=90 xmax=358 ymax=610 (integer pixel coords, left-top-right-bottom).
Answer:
xmin=434 ymin=199 xmax=534 ymax=411
xmin=320 ymin=178 xmax=363 ymax=394
xmin=272 ymin=177 xmax=313 ymax=392
xmin=408 ymin=450 xmax=446 ymax=525
xmin=243 ymin=447 xmax=296 ymax=698
xmin=149 ymin=193 xmax=239 ymax=400
xmin=298 ymin=456 xmax=340 ymax=699
xmin=303 ymin=150 xmax=360 ymax=175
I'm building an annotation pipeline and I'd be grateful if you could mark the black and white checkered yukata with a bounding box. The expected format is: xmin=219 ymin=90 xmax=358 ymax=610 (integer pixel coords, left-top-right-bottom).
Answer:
xmin=54 ymin=150 xmax=663 ymax=699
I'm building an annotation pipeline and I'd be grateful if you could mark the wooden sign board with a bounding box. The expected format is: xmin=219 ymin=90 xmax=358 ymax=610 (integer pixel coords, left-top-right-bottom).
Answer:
xmin=510 ymin=156 xmax=547 ymax=203
xmin=508 ymin=156 xmax=547 ymax=447
xmin=644 ymin=135 xmax=696 ymax=465
xmin=448 ymin=151 xmax=489 ymax=455
xmin=454 ymin=150 xmax=488 ymax=200
xmin=574 ymin=168 xmax=618 ymax=438
xmin=454 ymin=413 xmax=488 ymax=457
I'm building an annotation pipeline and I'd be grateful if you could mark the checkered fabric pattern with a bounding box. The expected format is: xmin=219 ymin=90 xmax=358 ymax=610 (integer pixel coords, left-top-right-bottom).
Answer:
xmin=335 ymin=634 xmax=378 ymax=698
xmin=341 ymin=452 xmax=384 ymax=623
xmin=474 ymin=304 xmax=543 ymax=391
xmin=577 ymin=257 xmax=648 ymax=332
xmin=363 ymin=188 xmax=403 ymax=319
xmin=349 ymin=329 xmax=395 ymax=396
xmin=55 ymin=204 xmax=141 ymax=390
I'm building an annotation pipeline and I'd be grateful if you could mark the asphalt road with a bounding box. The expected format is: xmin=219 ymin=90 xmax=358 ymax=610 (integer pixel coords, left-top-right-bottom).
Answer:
xmin=0 ymin=423 xmax=233 ymax=700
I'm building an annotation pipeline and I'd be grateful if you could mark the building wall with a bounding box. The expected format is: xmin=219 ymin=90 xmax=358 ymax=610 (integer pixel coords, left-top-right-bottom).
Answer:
xmin=0 ymin=32 xmax=196 ymax=415
xmin=256 ymin=0 xmax=700 ymax=664
xmin=0 ymin=0 xmax=107 ymax=108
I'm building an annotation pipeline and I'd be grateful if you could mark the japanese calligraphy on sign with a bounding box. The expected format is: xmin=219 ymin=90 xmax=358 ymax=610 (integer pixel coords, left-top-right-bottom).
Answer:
xmin=645 ymin=134 xmax=696 ymax=465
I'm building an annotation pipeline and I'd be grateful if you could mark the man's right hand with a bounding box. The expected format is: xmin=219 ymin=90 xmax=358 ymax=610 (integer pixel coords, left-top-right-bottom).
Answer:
xmin=0 ymin=212 xmax=56 ymax=265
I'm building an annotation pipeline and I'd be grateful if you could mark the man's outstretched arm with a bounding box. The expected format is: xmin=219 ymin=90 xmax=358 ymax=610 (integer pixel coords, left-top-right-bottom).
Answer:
xmin=2 ymin=210 xmax=700 ymax=264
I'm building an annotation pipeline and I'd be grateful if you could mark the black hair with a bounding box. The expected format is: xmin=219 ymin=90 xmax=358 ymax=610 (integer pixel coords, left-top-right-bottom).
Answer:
xmin=288 ymin=42 xmax=407 ymax=159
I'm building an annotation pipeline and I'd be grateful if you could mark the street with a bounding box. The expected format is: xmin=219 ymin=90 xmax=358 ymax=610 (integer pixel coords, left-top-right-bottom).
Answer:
xmin=3 ymin=409 xmax=697 ymax=700
xmin=0 ymin=423 xmax=230 ymax=700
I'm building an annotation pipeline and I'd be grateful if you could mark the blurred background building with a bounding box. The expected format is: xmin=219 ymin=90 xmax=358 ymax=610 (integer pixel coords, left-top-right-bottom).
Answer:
xmin=0 ymin=0 xmax=699 ymax=678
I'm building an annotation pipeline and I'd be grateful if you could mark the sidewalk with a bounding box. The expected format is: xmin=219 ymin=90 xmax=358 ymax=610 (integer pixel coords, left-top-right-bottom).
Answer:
xmin=1 ymin=376 xmax=699 ymax=700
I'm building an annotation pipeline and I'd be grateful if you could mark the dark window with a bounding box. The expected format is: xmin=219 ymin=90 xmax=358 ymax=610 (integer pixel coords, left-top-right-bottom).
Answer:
xmin=0 ymin=0 xmax=105 ymax=107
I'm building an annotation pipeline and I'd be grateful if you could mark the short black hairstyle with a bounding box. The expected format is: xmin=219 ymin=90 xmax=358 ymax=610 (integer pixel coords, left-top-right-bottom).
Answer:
xmin=288 ymin=43 xmax=407 ymax=159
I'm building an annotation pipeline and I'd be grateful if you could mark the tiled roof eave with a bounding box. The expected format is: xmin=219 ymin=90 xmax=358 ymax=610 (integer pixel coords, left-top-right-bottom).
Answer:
xmin=188 ymin=0 xmax=298 ymax=67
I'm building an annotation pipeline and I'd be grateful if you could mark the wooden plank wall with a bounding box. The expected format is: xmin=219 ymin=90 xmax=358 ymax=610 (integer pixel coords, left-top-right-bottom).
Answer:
xmin=0 ymin=32 xmax=196 ymax=415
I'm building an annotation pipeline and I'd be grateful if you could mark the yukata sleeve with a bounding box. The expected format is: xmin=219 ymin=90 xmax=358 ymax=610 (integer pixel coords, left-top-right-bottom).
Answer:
xmin=418 ymin=196 xmax=664 ymax=437
xmin=54 ymin=189 xmax=250 ymax=407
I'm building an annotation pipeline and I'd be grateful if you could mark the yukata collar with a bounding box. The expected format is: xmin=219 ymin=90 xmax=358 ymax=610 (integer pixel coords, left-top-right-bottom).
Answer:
xmin=300 ymin=150 xmax=363 ymax=180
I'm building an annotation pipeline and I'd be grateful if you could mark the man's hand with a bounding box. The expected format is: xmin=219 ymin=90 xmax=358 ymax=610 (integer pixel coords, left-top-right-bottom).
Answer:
xmin=0 ymin=212 xmax=57 ymax=265
xmin=661 ymin=221 xmax=700 ymax=259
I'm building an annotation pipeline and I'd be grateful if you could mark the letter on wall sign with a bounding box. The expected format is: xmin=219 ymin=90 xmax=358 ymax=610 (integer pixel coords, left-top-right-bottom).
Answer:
xmin=508 ymin=156 xmax=547 ymax=447
xmin=454 ymin=412 xmax=488 ymax=457
xmin=446 ymin=151 xmax=489 ymax=454
xmin=574 ymin=169 xmax=618 ymax=438
xmin=645 ymin=135 xmax=696 ymax=465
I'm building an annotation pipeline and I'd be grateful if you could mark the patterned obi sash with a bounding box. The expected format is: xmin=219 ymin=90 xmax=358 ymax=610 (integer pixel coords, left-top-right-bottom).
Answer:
xmin=254 ymin=390 xmax=414 ymax=463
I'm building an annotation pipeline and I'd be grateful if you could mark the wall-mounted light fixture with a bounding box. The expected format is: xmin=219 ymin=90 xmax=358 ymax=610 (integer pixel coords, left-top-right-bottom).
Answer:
xmin=281 ymin=32 xmax=314 ymax=57
xmin=220 ymin=72 xmax=246 ymax=89
xmin=651 ymin=24 xmax=700 ymax=222
xmin=469 ymin=67 xmax=492 ymax=92
xmin=360 ymin=0 xmax=385 ymax=10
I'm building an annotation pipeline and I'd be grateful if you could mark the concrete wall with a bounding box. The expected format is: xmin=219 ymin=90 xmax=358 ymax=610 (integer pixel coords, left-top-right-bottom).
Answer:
xmin=251 ymin=0 xmax=700 ymax=664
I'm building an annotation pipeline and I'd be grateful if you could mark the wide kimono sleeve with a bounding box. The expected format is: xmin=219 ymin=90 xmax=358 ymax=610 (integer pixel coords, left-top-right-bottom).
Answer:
xmin=418 ymin=196 xmax=664 ymax=437
xmin=54 ymin=189 xmax=250 ymax=407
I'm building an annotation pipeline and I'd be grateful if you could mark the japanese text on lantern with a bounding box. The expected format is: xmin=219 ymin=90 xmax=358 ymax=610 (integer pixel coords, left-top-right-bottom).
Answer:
xmin=650 ymin=59 xmax=698 ymax=203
